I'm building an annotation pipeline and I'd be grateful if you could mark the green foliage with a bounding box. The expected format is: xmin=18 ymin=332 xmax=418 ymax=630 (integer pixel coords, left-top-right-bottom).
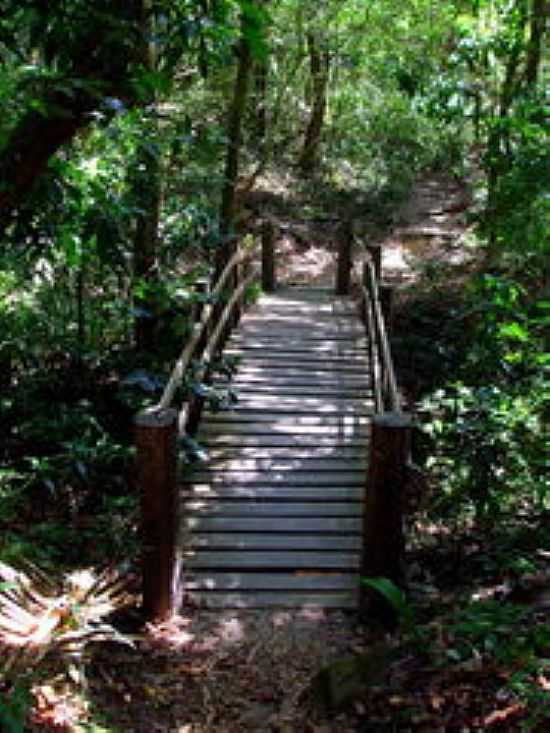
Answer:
xmin=448 ymin=597 xmax=548 ymax=729
xmin=0 ymin=679 xmax=31 ymax=733
xmin=361 ymin=577 xmax=413 ymax=628
xmin=482 ymin=98 xmax=549 ymax=262
xmin=420 ymin=274 xmax=547 ymax=524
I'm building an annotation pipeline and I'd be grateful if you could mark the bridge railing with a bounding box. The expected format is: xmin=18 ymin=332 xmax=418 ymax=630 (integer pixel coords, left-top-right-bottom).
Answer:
xmin=134 ymin=231 xmax=274 ymax=619
xmin=337 ymin=226 xmax=413 ymax=620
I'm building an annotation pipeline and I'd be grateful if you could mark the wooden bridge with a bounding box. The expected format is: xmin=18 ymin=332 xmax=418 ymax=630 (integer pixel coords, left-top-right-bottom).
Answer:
xmin=135 ymin=226 xmax=412 ymax=617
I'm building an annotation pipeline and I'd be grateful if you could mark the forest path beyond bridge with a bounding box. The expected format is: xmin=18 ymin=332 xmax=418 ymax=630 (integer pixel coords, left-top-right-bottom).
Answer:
xmin=178 ymin=286 xmax=373 ymax=609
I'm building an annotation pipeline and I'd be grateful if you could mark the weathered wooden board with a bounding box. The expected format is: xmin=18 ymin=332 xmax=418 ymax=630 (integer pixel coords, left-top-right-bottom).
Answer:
xmin=226 ymin=346 xmax=368 ymax=359
xmin=201 ymin=412 xmax=371 ymax=426
xmin=223 ymin=376 xmax=371 ymax=390
xmin=180 ymin=486 xmax=363 ymax=501
xmin=181 ymin=501 xmax=362 ymax=517
xmin=222 ymin=359 xmax=370 ymax=374
xmin=197 ymin=434 xmax=367 ymax=447
xmin=183 ymin=457 xmax=366 ymax=471
xmin=215 ymin=384 xmax=371 ymax=398
xmin=183 ymin=571 xmax=357 ymax=591
xmin=224 ymin=350 xmax=368 ymax=365
xmin=198 ymin=421 xmax=369 ymax=436
xmin=192 ymin=446 xmax=367 ymax=460
xmin=228 ymin=336 xmax=368 ymax=349
xmin=226 ymin=402 xmax=373 ymax=416
xmin=183 ymin=550 xmax=360 ymax=570
xmin=184 ymin=472 xmax=364 ymax=487
xmin=182 ymin=516 xmax=361 ymax=533
xmin=183 ymin=533 xmax=362 ymax=551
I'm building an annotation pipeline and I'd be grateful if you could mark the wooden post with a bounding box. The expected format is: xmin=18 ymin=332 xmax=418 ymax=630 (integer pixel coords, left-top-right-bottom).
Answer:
xmin=261 ymin=220 xmax=276 ymax=292
xmin=193 ymin=278 xmax=209 ymax=358
xmin=360 ymin=412 xmax=412 ymax=621
xmin=135 ymin=407 xmax=178 ymax=620
xmin=366 ymin=244 xmax=382 ymax=281
xmin=232 ymin=261 xmax=242 ymax=330
xmin=379 ymin=284 xmax=393 ymax=336
xmin=336 ymin=221 xmax=353 ymax=295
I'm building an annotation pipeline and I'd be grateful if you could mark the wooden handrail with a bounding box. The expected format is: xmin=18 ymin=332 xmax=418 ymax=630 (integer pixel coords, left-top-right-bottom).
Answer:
xmin=157 ymin=245 xmax=258 ymax=411
xmin=183 ymin=263 xmax=260 ymax=434
xmin=362 ymin=258 xmax=401 ymax=412
xmin=350 ymin=251 xmax=400 ymax=413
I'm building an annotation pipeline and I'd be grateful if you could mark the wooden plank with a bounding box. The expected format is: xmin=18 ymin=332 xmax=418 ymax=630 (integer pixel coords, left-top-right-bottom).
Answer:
xmin=198 ymin=434 xmax=367 ymax=448
xmin=198 ymin=421 xmax=369 ymax=436
xmin=216 ymin=385 xmax=371 ymax=398
xmin=180 ymin=486 xmax=363 ymax=502
xmin=238 ymin=328 xmax=365 ymax=340
xmin=228 ymin=392 xmax=372 ymax=403
xmin=241 ymin=312 xmax=361 ymax=324
xmin=226 ymin=359 xmax=369 ymax=373
xmin=224 ymin=374 xmax=371 ymax=388
xmin=227 ymin=344 xmax=368 ymax=357
xmin=225 ymin=350 xmax=368 ymax=364
xmin=228 ymin=336 xmax=368 ymax=348
xmin=183 ymin=571 xmax=358 ymax=591
xmin=201 ymin=412 xmax=371 ymax=426
xmin=181 ymin=590 xmax=358 ymax=609
xmin=194 ymin=446 xmax=367 ymax=460
xmin=182 ymin=516 xmax=361 ymax=533
xmin=183 ymin=550 xmax=360 ymax=570
xmin=231 ymin=365 xmax=370 ymax=378
xmin=245 ymin=308 xmax=359 ymax=320
xmin=184 ymin=473 xmax=364 ymax=487
xmin=228 ymin=403 xmax=373 ymax=417
xmin=181 ymin=501 xmax=362 ymax=517
xmin=183 ymin=457 xmax=366 ymax=471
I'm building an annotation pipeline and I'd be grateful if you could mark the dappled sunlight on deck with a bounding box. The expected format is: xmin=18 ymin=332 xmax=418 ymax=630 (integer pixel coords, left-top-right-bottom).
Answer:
xmin=177 ymin=286 xmax=372 ymax=610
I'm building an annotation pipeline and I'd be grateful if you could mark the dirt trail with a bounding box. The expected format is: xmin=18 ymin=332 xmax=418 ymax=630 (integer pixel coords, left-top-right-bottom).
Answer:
xmin=380 ymin=173 xmax=474 ymax=285
xmin=246 ymin=171 xmax=474 ymax=289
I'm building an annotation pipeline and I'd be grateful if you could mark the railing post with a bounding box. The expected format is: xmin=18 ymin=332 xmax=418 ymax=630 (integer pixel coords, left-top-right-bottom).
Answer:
xmin=379 ymin=283 xmax=393 ymax=337
xmin=366 ymin=244 xmax=382 ymax=282
xmin=336 ymin=221 xmax=353 ymax=295
xmin=360 ymin=411 xmax=412 ymax=622
xmin=232 ymin=260 xmax=242 ymax=330
xmin=364 ymin=262 xmax=385 ymax=409
xmin=135 ymin=407 xmax=178 ymax=620
xmin=261 ymin=220 xmax=276 ymax=292
xmin=193 ymin=278 xmax=210 ymax=357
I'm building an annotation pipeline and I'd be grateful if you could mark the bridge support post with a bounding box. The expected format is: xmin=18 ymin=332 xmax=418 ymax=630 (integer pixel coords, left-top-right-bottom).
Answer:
xmin=135 ymin=407 xmax=178 ymax=620
xmin=261 ymin=220 xmax=276 ymax=292
xmin=366 ymin=244 xmax=382 ymax=282
xmin=336 ymin=221 xmax=353 ymax=295
xmin=379 ymin=284 xmax=393 ymax=336
xmin=193 ymin=278 xmax=210 ymax=357
xmin=360 ymin=411 xmax=412 ymax=622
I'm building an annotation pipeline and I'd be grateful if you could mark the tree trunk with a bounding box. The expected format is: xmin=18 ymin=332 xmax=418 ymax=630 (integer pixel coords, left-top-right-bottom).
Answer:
xmin=134 ymin=0 xmax=162 ymax=353
xmin=216 ymin=11 xmax=254 ymax=275
xmin=253 ymin=61 xmax=268 ymax=151
xmin=298 ymin=32 xmax=330 ymax=174
xmin=0 ymin=1 xmax=142 ymax=239
xmin=525 ymin=0 xmax=546 ymax=85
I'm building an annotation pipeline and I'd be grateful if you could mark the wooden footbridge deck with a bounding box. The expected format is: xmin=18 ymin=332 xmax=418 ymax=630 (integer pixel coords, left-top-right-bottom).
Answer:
xmin=135 ymin=229 xmax=411 ymax=617
xmin=179 ymin=287 xmax=372 ymax=609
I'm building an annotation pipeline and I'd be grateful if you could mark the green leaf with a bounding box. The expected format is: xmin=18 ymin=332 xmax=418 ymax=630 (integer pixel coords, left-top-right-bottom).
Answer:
xmin=361 ymin=577 xmax=410 ymax=620
xmin=498 ymin=322 xmax=529 ymax=342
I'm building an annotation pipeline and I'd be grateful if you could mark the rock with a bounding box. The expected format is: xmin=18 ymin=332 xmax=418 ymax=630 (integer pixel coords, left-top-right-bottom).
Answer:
xmin=238 ymin=702 xmax=277 ymax=730
xmin=310 ymin=642 xmax=392 ymax=712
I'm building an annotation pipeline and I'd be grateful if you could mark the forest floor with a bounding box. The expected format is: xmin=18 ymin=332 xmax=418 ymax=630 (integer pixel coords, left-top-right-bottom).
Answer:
xmin=4 ymin=169 xmax=548 ymax=732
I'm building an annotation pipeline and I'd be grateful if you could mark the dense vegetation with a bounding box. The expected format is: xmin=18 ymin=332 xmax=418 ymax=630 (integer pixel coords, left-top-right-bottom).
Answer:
xmin=0 ymin=0 xmax=547 ymax=730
